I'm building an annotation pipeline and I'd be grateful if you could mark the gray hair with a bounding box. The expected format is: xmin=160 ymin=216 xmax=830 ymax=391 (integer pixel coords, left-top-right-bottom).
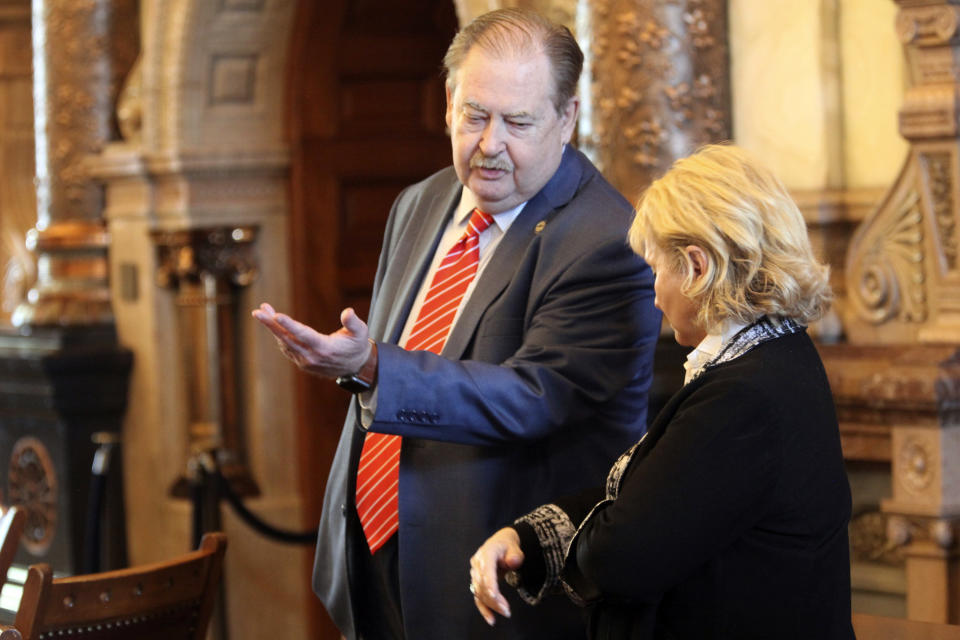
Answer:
xmin=443 ymin=8 xmax=583 ymax=114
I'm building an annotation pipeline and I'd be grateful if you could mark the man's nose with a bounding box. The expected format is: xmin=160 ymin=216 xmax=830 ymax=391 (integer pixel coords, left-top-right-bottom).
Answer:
xmin=479 ymin=119 xmax=506 ymax=155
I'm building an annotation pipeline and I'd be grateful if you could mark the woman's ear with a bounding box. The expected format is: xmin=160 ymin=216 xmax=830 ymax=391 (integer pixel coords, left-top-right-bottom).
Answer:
xmin=684 ymin=245 xmax=708 ymax=281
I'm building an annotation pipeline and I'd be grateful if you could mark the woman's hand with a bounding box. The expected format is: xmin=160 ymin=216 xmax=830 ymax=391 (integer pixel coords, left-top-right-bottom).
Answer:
xmin=470 ymin=527 xmax=524 ymax=626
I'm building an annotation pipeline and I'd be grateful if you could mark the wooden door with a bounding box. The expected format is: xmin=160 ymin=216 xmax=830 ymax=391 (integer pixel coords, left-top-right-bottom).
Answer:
xmin=286 ymin=1 xmax=457 ymax=635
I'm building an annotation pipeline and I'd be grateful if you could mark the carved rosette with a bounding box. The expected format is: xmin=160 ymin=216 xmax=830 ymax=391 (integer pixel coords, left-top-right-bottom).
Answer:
xmin=7 ymin=437 xmax=57 ymax=556
xmin=579 ymin=0 xmax=730 ymax=199
xmin=897 ymin=435 xmax=936 ymax=495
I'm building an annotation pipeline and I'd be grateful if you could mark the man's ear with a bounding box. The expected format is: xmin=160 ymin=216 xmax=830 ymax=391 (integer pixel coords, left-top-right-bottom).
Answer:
xmin=684 ymin=245 xmax=709 ymax=281
xmin=445 ymin=83 xmax=454 ymax=131
xmin=560 ymin=96 xmax=579 ymax=144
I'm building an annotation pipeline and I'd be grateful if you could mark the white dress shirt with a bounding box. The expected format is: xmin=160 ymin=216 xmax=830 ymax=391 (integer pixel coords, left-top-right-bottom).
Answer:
xmin=359 ymin=187 xmax=525 ymax=425
xmin=683 ymin=320 xmax=750 ymax=385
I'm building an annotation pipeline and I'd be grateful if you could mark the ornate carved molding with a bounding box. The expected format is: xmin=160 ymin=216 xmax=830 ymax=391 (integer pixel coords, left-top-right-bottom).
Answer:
xmin=848 ymin=175 xmax=927 ymax=327
xmin=844 ymin=0 xmax=960 ymax=344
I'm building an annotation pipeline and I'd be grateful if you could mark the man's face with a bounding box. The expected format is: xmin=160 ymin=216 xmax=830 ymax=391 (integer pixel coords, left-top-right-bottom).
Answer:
xmin=445 ymin=47 xmax=578 ymax=214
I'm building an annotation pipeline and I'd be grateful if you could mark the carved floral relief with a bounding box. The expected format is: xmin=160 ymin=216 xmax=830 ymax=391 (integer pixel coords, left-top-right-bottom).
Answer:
xmin=578 ymin=0 xmax=730 ymax=198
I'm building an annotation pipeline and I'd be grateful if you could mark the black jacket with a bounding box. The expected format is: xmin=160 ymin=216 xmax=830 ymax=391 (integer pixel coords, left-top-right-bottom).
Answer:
xmin=517 ymin=329 xmax=854 ymax=640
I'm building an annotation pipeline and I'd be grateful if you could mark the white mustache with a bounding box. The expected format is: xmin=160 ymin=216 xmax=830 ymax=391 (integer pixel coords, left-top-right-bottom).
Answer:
xmin=470 ymin=152 xmax=512 ymax=172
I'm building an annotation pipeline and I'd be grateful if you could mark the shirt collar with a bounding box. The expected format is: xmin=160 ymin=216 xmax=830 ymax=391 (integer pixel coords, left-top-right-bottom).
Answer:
xmin=683 ymin=319 xmax=750 ymax=385
xmin=456 ymin=187 xmax=526 ymax=233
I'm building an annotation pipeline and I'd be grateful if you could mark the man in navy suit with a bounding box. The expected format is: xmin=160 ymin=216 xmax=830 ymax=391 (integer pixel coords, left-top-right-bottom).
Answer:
xmin=253 ymin=8 xmax=660 ymax=639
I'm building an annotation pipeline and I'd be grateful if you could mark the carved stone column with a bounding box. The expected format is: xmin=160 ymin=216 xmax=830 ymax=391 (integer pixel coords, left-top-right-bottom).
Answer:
xmin=11 ymin=0 xmax=115 ymax=326
xmin=577 ymin=0 xmax=730 ymax=202
xmin=0 ymin=0 xmax=137 ymax=592
xmin=152 ymin=226 xmax=260 ymax=499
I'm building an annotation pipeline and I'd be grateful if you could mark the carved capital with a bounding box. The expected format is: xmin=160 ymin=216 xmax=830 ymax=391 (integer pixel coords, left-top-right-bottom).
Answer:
xmin=896 ymin=4 xmax=960 ymax=46
xmin=152 ymin=226 xmax=259 ymax=291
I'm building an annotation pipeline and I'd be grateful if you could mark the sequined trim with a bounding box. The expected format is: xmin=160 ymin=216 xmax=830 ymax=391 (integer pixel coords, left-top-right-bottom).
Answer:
xmin=688 ymin=316 xmax=803 ymax=384
xmin=513 ymin=503 xmax=577 ymax=605
xmin=606 ymin=436 xmax=643 ymax=500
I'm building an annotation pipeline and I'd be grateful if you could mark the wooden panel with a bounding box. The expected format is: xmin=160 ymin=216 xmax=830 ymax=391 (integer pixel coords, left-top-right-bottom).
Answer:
xmin=340 ymin=79 xmax=440 ymax=134
xmin=853 ymin=613 xmax=960 ymax=640
xmin=286 ymin=1 xmax=457 ymax=636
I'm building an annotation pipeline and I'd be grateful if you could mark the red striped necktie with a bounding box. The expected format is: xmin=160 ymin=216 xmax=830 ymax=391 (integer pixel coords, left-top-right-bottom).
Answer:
xmin=355 ymin=208 xmax=495 ymax=553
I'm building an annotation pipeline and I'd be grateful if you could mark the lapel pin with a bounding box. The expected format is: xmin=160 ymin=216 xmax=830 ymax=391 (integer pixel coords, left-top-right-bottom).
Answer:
xmin=534 ymin=221 xmax=546 ymax=234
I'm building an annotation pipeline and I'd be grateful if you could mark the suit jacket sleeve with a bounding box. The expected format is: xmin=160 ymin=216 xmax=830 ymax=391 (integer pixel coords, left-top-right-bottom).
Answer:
xmin=369 ymin=225 xmax=657 ymax=446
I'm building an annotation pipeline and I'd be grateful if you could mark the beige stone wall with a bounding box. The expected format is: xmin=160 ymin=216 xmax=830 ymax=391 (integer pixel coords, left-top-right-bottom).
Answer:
xmin=730 ymin=0 xmax=906 ymax=193
xmin=840 ymin=0 xmax=906 ymax=190
xmin=91 ymin=2 xmax=310 ymax=639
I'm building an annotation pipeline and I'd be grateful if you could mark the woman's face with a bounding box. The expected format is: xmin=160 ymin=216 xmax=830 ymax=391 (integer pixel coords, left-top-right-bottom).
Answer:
xmin=646 ymin=247 xmax=707 ymax=348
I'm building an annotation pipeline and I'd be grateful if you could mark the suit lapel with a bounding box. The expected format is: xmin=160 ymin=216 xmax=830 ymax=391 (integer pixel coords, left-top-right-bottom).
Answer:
xmin=441 ymin=147 xmax=587 ymax=359
xmin=374 ymin=177 xmax=462 ymax=344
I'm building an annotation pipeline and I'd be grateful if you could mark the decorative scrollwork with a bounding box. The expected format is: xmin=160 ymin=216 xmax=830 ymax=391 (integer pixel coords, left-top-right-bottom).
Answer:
xmin=850 ymin=189 xmax=927 ymax=324
xmin=8 ymin=437 xmax=57 ymax=556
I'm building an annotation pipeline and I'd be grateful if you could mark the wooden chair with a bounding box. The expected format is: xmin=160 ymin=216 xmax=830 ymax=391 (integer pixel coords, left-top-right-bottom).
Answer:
xmin=0 ymin=507 xmax=25 ymax=583
xmin=0 ymin=532 xmax=226 ymax=640
xmin=853 ymin=612 xmax=960 ymax=640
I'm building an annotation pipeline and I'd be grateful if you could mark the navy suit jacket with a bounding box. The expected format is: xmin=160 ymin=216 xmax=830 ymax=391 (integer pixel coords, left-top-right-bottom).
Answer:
xmin=313 ymin=147 xmax=661 ymax=639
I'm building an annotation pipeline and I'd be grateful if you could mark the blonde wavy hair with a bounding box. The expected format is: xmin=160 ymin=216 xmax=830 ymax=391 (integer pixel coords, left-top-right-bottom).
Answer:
xmin=629 ymin=143 xmax=832 ymax=330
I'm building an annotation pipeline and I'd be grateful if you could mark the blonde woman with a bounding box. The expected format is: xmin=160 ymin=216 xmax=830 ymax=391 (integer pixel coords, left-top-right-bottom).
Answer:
xmin=469 ymin=144 xmax=854 ymax=639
